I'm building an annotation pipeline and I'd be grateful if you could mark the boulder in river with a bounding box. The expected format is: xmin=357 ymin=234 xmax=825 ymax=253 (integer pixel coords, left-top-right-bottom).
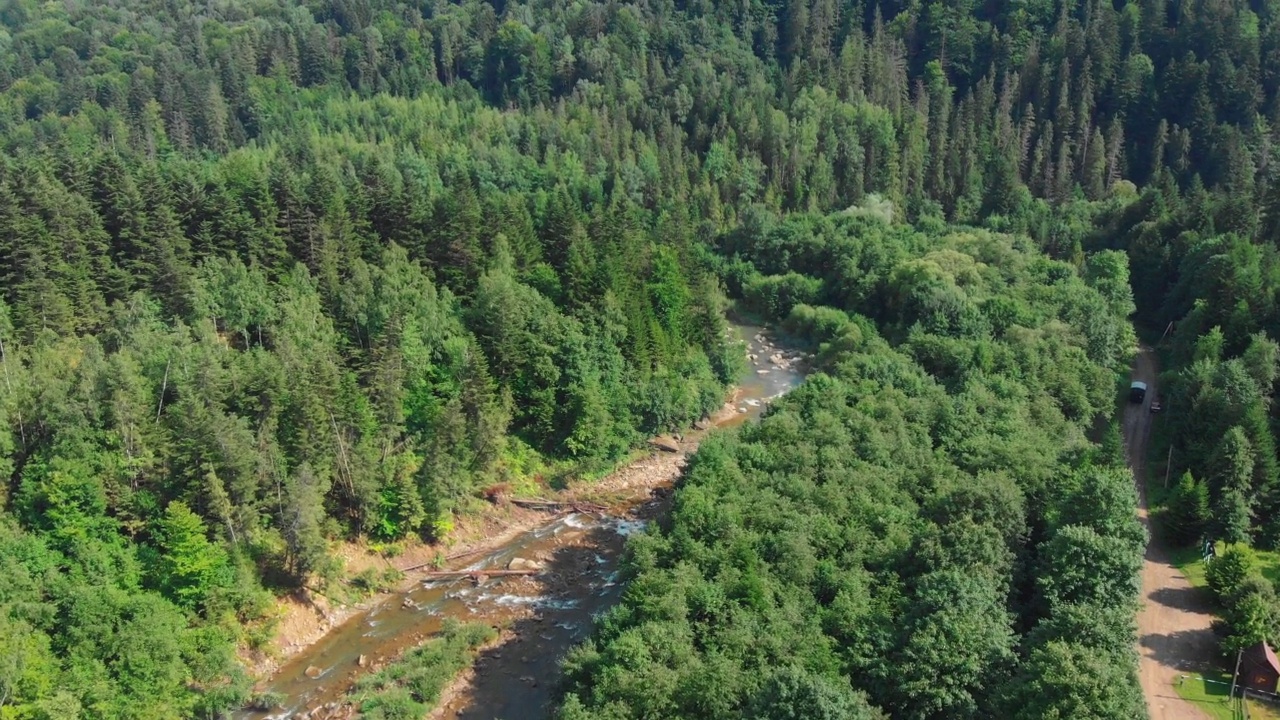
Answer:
xmin=508 ymin=557 xmax=544 ymax=571
xmin=305 ymin=665 xmax=323 ymax=679
xmin=357 ymin=654 xmax=368 ymax=667
xmin=694 ymin=418 xmax=712 ymax=430
xmin=648 ymin=436 xmax=680 ymax=453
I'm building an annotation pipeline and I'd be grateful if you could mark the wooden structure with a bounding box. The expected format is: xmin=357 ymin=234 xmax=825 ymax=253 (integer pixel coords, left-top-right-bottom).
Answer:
xmin=1241 ymin=641 xmax=1280 ymax=693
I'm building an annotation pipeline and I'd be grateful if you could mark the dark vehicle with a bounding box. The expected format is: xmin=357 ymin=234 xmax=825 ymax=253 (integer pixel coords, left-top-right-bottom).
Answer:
xmin=1129 ymin=381 xmax=1148 ymax=404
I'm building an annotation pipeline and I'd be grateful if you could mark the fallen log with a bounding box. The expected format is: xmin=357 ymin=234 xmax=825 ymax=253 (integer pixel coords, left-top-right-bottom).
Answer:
xmin=397 ymin=545 xmax=493 ymax=573
xmin=399 ymin=558 xmax=445 ymax=573
xmin=510 ymin=498 xmax=608 ymax=513
xmin=445 ymin=547 xmax=485 ymax=561
xmin=508 ymin=497 xmax=561 ymax=508
xmin=418 ymin=569 xmax=539 ymax=578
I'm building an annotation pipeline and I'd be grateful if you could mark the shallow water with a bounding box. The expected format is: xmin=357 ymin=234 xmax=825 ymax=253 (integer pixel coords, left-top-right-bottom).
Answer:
xmin=236 ymin=322 xmax=806 ymax=719
xmin=722 ymin=322 xmax=808 ymax=427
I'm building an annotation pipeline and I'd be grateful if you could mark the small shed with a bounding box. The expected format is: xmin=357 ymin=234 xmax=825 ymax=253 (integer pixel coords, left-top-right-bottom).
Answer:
xmin=1241 ymin=642 xmax=1280 ymax=693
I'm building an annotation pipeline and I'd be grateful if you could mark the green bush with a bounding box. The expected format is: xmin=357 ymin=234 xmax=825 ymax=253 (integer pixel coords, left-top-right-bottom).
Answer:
xmin=743 ymin=272 xmax=823 ymax=318
xmin=1207 ymin=546 xmax=1257 ymax=602
xmin=355 ymin=620 xmax=498 ymax=716
xmin=1219 ymin=575 xmax=1280 ymax=654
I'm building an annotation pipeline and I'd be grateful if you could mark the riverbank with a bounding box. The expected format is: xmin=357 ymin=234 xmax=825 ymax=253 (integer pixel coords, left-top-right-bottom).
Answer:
xmin=235 ymin=323 xmax=806 ymax=719
xmin=244 ymin=389 xmax=742 ymax=682
xmin=245 ymin=501 xmax=553 ymax=680
xmin=239 ymin=405 xmax=740 ymax=716
xmin=239 ymin=428 xmax=711 ymax=716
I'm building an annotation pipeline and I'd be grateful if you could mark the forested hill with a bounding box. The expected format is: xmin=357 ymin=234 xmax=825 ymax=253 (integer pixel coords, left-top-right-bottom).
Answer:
xmin=0 ymin=0 xmax=1272 ymax=717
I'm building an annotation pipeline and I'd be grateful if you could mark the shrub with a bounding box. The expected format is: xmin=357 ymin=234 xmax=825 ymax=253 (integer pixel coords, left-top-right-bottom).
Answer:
xmin=1206 ymin=545 xmax=1257 ymax=602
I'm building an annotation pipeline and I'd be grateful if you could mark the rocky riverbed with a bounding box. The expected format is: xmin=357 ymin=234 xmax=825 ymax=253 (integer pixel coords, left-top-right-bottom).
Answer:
xmin=235 ymin=322 xmax=807 ymax=720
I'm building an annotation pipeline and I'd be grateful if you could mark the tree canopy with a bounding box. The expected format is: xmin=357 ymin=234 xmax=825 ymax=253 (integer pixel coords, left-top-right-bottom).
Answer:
xmin=6 ymin=0 xmax=1278 ymax=714
xmin=557 ymin=217 xmax=1145 ymax=719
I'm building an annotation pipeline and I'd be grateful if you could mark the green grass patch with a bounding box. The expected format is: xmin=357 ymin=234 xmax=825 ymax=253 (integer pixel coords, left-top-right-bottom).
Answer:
xmin=1170 ymin=540 xmax=1280 ymax=594
xmin=1254 ymin=547 xmax=1280 ymax=587
xmin=1171 ymin=543 xmax=1212 ymax=590
xmin=1172 ymin=671 xmax=1240 ymax=720
xmin=353 ymin=619 xmax=498 ymax=719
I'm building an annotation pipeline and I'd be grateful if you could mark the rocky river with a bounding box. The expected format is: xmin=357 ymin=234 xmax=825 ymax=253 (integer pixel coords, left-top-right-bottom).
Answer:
xmin=237 ymin=322 xmax=808 ymax=720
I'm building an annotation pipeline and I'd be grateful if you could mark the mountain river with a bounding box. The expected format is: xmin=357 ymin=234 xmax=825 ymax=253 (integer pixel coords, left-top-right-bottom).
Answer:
xmin=237 ymin=322 xmax=807 ymax=720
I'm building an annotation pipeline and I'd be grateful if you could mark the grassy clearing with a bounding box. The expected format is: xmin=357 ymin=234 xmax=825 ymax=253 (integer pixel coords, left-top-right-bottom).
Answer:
xmin=1170 ymin=543 xmax=1212 ymax=590
xmin=1170 ymin=540 xmax=1280 ymax=596
xmin=1172 ymin=671 xmax=1240 ymax=720
xmin=353 ymin=619 xmax=498 ymax=720
xmin=1255 ymin=550 xmax=1280 ymax=588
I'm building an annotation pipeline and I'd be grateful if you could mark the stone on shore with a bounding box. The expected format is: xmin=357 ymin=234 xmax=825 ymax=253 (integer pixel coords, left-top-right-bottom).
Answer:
xmin=648 ymin=436 xmax=680 ymax=453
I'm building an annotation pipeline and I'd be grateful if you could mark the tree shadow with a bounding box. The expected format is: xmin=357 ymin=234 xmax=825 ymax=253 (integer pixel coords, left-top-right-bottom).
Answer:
xmin=1139 ymin=629 xmax=1222 ymax=671
xmin=1148 ymin=585 xmax=1213 ymax=613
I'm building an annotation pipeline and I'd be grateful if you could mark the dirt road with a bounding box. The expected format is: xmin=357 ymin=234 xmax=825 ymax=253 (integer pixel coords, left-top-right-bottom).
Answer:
xmin=1127 ymin=349 xmax=1217 ymax=720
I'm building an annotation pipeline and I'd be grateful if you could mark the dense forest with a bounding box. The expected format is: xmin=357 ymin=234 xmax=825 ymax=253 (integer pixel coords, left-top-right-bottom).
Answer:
xmin=0 ymin=0 xmax=1279 ymax=716
xmin=558 ymin=216 xmax=1145 ymax=719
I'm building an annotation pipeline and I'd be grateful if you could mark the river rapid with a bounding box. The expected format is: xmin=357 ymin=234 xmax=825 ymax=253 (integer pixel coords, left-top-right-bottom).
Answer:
xmin=238 ymin=322 xmax=807 ymax=720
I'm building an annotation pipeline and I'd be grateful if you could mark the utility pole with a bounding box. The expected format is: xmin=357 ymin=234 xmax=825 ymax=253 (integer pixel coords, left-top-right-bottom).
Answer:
xmin=1165 ymin=445 xmax=1173 ymax=489
xmin=1231 ymin=647 xmax=1244 ymax=704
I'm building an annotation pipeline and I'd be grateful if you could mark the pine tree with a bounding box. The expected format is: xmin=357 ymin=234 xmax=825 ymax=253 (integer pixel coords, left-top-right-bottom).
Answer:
xmin=1213 ymin=427 xmax=1257 ymax=544
xmin=1152 ymin=117 xmax=1172 ymax=179
xmin=1083 ymin=127 xmax=1108 ymax=200
xmin=153 ymin=500 xmax=231 ymax=612
xmin=1168 ymin=471 xmax=1211 ymax=545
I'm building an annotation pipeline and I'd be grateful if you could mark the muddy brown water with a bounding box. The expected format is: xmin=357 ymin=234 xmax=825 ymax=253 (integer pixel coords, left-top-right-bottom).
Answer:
xmin=237 ymin=323 xmax=806 ymax=720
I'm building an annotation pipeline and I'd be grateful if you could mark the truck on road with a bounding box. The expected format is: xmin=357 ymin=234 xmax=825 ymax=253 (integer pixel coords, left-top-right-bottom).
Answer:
xmin=1129 ymin=381 xmax=1148 ymax=404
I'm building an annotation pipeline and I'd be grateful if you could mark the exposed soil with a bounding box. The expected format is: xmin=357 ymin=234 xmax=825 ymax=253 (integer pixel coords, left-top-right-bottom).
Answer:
xmin=1128 ymin=348 xmax=1217 ymax=720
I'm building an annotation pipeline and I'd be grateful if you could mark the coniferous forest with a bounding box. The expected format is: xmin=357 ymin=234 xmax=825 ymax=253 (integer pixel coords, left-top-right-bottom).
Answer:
xmin=0 ymin=0 xmax=1279 ymax=717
